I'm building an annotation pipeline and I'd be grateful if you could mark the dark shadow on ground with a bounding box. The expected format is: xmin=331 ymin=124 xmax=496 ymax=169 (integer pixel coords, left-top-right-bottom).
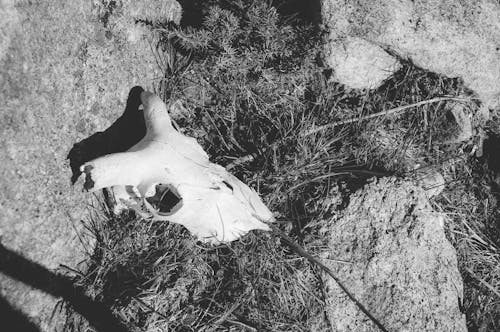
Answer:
xmin=483 ymin=132 xmax=500 ymax=175
xmin=176 ymin=0 xmax=205 ymax=27
xmin=272 ymin=0 xmax=322 ymax=24
xmin=0 ymin=243 xmax=132 ymax=332
xmin=0 ymin=294 xmax=41 ymax=332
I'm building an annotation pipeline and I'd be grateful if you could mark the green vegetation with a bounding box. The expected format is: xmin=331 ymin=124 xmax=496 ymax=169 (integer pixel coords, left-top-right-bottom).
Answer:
xmin=64 ymin=1 xmax=500 ymax=331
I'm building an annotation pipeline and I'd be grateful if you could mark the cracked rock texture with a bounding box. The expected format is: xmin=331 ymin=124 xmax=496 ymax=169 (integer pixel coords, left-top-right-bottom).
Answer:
xmin=0 ymin=0 xmax=180 ymax=330
xmin=324 ymin=178 xmax=466 ymax=332
xmin=321 ymin=0 xmax=500 ymax=109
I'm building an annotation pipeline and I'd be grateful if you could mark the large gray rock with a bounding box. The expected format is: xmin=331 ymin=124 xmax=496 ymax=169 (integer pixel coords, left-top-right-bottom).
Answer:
xmin=322 ymin=0 xmax=500 ymax=109
xmin=0 ymin=0 xmax=180 ymax=330
xmin=324 ymin=178 xmax=466 ymax=332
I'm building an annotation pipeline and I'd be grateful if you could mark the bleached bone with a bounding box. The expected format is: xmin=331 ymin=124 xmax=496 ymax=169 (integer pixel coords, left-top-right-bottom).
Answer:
xmin=80 ymin=91 xmax=274 ymax=243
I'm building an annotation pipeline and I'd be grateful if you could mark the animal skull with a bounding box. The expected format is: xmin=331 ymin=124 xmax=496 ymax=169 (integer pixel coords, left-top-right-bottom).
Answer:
xmin=78 ymin=90 xmax=274 ymax=243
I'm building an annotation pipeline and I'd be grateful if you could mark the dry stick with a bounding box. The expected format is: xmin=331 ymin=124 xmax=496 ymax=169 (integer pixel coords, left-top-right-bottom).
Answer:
xmin=303 ymin=97 xmax=471 ymax=137
xmin=268 ymin=224 xmax=390 ymax=332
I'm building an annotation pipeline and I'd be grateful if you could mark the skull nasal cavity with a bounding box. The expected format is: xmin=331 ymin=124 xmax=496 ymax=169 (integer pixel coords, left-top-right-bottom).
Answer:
xmin=146 ymin=184 xmax=183 ymax=215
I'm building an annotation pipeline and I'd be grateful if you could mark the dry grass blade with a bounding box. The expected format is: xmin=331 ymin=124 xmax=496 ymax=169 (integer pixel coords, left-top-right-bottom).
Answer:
xmin=212 ymin=295 xmax=245 ymax=327
xmin=304 ymin=96 xmax=472 ymax=136
xmin=464 ymin=268 xmax=500 ymax=300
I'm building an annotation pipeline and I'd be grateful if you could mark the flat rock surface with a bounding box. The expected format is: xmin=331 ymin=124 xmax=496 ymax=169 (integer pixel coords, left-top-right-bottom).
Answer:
xmin=0 ymin=0 xmax=178 ymax=329
xmin=324 ymin=177 xmax=466 ymax=332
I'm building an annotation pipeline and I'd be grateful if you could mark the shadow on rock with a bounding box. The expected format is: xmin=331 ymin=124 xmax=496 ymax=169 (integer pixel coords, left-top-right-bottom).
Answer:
xmin=0 ymin=294 xmax=41 ymax=332
xmin=67 ymin=86 xmax=147 ymax=184
xmin=0 ymin=243 xmax=132 ymax=332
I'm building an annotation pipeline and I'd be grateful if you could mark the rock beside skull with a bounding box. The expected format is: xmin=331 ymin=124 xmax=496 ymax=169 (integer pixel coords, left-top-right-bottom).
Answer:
xmin=323 ymin=177 xmax=466 ymax=332
xmin=321 ymin=0 xmax=500 ymax=109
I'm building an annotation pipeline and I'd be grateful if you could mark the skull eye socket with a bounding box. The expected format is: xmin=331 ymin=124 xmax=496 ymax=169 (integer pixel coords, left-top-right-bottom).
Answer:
xmin=146 ymin=184 xmax=182 ymax=215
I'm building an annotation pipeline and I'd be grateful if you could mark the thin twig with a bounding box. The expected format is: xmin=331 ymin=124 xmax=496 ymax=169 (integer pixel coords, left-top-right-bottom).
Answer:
xmin=225 ymin=319 xmax=257 ymax=331
xmin=304 ymin=97 xmax=471 ymax=136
